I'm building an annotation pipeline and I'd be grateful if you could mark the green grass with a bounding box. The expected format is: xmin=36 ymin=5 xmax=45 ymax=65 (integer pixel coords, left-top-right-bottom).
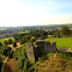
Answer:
xmin=45 ymin=37 xmax=72 ymax=48
xmin=0 ymin=37 xmax=14 ymax=45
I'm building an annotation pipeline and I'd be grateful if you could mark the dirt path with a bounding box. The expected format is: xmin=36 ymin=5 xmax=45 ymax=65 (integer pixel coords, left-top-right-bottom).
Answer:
xmin=2 ymin=57 xmax=17 ymax=72
xmin=1 ymin=57 xmax=9 ymax=72
xmin=1 ymin=42 xmax=24 ymax=72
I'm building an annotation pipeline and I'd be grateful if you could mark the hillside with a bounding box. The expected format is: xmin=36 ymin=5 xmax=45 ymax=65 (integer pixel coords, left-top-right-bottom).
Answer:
xmin=36 ymin=52 xmax=72 ymax=72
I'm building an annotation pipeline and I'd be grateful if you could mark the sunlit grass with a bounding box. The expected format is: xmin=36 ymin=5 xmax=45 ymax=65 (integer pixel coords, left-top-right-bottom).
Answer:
xmin=0 ymin=37 xmax=14 ymax=45
xmin=45 ymin=37 xmax=72 ymax=48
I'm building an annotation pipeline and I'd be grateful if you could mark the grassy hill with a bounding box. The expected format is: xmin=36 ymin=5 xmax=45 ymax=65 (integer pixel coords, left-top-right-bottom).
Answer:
xmin=45 ymin=37 xmax=72 ymax=49
xmin=36 ymin=52 xmax=72 ymax=72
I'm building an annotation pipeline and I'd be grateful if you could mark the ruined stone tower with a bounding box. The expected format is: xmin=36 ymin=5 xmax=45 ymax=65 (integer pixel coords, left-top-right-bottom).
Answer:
xmin=25 ymin=40 xmax=57 ymax=63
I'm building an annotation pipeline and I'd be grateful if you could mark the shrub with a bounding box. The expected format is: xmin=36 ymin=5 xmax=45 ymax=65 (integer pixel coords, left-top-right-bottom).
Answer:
xmin=3 ymin=47 xmax=11 ymax=56
xmin=0 ymin=42 xmax=3 ymax=47
xmin=4 ymin=40 xmax=9 ymax=45
xmin=8 ymin=39 xmax=13 ymax=44
xmin=36 ymin=53 xmax=72 ymax=72
xmin=13 ymin=42 xmax=17 ymax=47
xmin=14 ymin=47 xmax=35 ymax=72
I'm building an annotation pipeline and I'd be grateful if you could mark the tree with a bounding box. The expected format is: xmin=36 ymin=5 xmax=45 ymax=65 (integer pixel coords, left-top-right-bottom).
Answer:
xmin=13 ymin=42 xmax=17 ymax=47
xmin=61 ymin=26 xmax=71 ymax=36
xmin=54 ymin=29 xmax=62 ymax=38
xmin=4 ymin=40 xmax=9 ymax=45
xmin=3 ymin=47 xmax=11 ymax=57
xmin=8 ymin=39 xmax=13 ymax=44
xmin=2 ymin=47 xmax=14 ymax=58
xmin=21 ymin=35 xmax=31 ymax=44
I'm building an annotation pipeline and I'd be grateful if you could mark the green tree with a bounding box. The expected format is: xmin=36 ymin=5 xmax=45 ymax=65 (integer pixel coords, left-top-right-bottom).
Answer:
xmin=61 ymin=26 xmax=71 ymax=36
xmin=4 ymin=40 xmax=9 ymax=45
xmin=8 ymin=39 xmax=13 ymax=44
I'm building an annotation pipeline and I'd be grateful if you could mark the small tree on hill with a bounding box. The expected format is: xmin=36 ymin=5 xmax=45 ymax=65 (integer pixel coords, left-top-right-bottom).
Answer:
xmin=61 ymin=26 xmax=71 ymax=36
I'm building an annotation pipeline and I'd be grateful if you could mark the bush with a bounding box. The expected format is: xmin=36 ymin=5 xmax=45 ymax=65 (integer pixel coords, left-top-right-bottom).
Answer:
xmin=8 ymin=39 xmax=13 ymax=44
xmin=14 ymin=47 xmax=35 ymax=72
xmin=3 ymin=47 xmax=11 ymax=56
xmin=4 ymin=40 xmax=9 ymax=45
xmin=20 ymin=39 xmax=26 ymax=44
xmin=13 ymin=42 xmax=17 ymax=47
xmin=0 ymin=42 xmax=3 ymax=47
xmin=61 ymin=25 xmax=71 ymax=36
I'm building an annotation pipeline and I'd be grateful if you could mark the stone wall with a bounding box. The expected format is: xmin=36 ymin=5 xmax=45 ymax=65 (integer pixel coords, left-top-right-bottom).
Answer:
xmin=36 ymin=40 xmax=57 ymax=54
xmin=25 ymin=42 xmax=35 ymax=64
xmin=25 ymin=40 xmax=57 ymax=63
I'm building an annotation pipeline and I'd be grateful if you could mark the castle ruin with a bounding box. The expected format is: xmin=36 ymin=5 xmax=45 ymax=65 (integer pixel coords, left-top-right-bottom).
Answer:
xmin=25 ymin=40 xmax=57 ymax=64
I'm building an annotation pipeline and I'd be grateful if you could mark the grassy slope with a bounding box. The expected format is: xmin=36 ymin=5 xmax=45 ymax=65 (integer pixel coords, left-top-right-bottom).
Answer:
xmin=36 ymin=52 xmax=72 ymax=72
xmin=0 ymin=37 xmax=14 ymax=45
xmin=45 ymin=37 xmax=72 ymax=48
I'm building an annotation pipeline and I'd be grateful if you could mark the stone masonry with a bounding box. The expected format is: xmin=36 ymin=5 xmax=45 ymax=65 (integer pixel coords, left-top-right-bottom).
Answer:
xmin=25 ymin=40 xmax=57 ymax=63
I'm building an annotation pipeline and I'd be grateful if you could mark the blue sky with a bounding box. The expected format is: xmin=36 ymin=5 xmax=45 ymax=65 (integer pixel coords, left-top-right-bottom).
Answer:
xmin=0 ymin=0 xmax=72 ymax=26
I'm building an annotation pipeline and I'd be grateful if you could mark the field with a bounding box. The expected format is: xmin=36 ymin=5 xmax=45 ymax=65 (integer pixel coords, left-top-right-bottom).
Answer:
xmin=45 ymin=37 xmax=72 ymax=48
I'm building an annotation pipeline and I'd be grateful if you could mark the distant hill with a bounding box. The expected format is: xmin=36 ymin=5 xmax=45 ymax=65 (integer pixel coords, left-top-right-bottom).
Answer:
xmin=0 ymin=24 xmax=72 ymax=34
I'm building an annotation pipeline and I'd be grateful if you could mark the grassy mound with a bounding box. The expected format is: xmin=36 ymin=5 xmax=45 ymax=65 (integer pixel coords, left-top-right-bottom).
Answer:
xmin=36 ymin=52 xmax=72 ymax=72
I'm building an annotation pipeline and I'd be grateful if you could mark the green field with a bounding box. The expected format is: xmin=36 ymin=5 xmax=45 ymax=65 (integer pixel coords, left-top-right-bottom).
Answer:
xmin=45 ymin=37 xmax=72 ymax=48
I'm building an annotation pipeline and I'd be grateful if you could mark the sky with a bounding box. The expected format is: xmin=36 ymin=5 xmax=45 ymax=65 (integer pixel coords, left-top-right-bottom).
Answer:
xmin=0 ymin=0 xmax=72 ymax=27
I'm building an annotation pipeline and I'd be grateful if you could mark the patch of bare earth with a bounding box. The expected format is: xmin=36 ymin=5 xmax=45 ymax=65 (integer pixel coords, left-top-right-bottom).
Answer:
xmin=3 ymin=58 xmax=18 ymax=72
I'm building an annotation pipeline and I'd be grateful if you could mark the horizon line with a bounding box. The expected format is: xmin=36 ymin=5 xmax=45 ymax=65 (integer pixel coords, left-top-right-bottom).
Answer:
xmin=0 ymin=23 xmax=72 ymax=27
